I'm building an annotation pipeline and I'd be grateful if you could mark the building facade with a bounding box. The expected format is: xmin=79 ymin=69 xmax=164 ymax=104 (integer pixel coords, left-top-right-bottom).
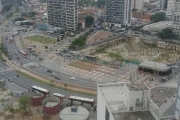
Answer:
xmin=132 ymin=0 xmax=144 ymax=11
xmin=97 ymin=83 xmax=152 ymax=120
xmin=105 ymin=0 xmax=131 ymax=28
xmin=175 ymin=73 xmax=180 ymax=120
xmin=47 ymin=0 xmax=78 ymax=31
xmin=172 ymin=0 xmax=180 ymax=36
xmin=167 ymin=0 xmax=175 ymax=13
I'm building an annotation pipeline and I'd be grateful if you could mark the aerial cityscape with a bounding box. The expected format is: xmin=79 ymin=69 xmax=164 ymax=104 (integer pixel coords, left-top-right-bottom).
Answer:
xmin=0 ymin=0 xmax=180 ymax=120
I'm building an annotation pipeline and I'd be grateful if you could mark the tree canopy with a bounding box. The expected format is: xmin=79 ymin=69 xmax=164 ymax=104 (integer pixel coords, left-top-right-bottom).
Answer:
xmin=19 ymin=95 xmax=30 ymax=112
xmin=69 ymin=35 xmax=87 ymax=50
xmin=158 ymin=28 xmax=178 ymax=39
xmin=150 ymin=12 xmax=166 ymax=23
xmin=85 ymin=15 xmax=94 ymax=27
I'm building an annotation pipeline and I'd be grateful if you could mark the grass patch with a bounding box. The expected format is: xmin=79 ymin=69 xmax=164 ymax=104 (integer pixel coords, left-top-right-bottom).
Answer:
xmin=15 ymin=70 xmax=96 ymax=96
xmin=108 ymin=52 xmax=123 ymax=61
xmin=0 ymin=43 xmax=7 ymax=62
xmin=26 ymin=35 xmax=56 ymax=44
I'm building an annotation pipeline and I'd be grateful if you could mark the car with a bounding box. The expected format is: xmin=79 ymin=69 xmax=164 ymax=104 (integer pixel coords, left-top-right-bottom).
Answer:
xmin=70 ymin=77 xmax=76 ymax=80
xmin=8 ymin=78 xmax=12 ymax=82
xmin=16 ymin=75 xmax=19 ymax=77
xmin=17 ymin=56 xmax=20 ymax=59
xmin=55 ymin=76 xmax=60 ymax=80
xmin=47 ymin=69 xmax=52 ymax=73
xmin=15 ymin=52 xmax=18 ymax=55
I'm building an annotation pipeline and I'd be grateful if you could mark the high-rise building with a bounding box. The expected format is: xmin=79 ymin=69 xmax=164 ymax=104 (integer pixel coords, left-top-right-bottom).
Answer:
xmin=131 ymin=0 xmax=144 ymax=11
xmin=47 ymin=0 xmax=78 ymax=31
xmin=172 ymin=0 xmax=180 ymax=36
xmin=105 ymin=0 xmax=131 ymax=28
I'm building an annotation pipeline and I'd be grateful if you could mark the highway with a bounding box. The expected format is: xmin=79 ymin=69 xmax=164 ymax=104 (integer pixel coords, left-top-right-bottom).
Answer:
xmin=0 ymin=7 xmax=97 ymax=99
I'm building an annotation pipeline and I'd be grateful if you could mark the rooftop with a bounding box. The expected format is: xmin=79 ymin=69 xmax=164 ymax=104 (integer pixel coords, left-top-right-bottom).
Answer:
xmin=139 ymin=60 xmax=171 ymax=71
xmin=127 ymin=83 xmax=148 ymax=91
xmin=113 ymin=111 xmax=156 ymax=120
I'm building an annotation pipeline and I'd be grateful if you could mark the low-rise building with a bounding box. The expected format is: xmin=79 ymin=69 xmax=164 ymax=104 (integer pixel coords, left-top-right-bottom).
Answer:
xmin=78 ymin=19 xmax=85 ymax=30
xmin=97 ymin=82 xmax=153 ymax=120
xmin=142 ymin=21 xmax=173 ymax=33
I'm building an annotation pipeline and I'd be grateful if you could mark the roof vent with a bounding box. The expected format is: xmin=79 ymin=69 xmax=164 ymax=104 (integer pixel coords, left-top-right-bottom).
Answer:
xmin=71 ymin=106 xmax=78 ymax=112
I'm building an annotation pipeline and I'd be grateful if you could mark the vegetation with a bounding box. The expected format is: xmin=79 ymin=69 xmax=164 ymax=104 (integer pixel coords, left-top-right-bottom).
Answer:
xmin=6 ymin=12 xmax=13 ymax=18
xmin=69 ymin=35 xmax=87 ymax=50
xmin=78 ymin=0 xmax=105 ymax=7
xmin=45 ymin=46 xmax=48 ymax=49
xmin=85 ymin=15 xmax=94 ymax=27
xmin=26 ymin=35 xmax=56 ymax=44
xmin=0 ymin=43 xmax=7 ymax=62
xmin=132 ymin=25 xmax=144 ymax=31
xmin=22 ymin=11 xmax=38 ymax=18
xmin=158 ymin=28 xmax=178 ymax=39
xmin=19 ymin=95 xmax=30 ymax=112
xmin=14 ymin=17 xmax=25 ymax=22
xmin=150 ymin=12 xmax=166 ymax=23
xmin=108 ymin=52 xmax=123 ymax=61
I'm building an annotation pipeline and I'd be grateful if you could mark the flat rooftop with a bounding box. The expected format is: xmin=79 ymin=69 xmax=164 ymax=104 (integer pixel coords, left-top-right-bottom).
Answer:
xmin=45 ymin=102 xmax=58 ymax=107
xmin=99 ymin=83 xmax=149 ymax=112
xmin=139 ymin=60 xmax=171 ymax=71
xmin=151 ymin=87 xmax=177 ymax=107
xmin=113 ymin=111 xmax=156 ymax=120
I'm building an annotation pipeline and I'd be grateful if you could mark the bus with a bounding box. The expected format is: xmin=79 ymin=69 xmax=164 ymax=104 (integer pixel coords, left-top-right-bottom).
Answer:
xmin=31 ymin=86 xmax=49 ymax=95
xmin=19 ymin=50 xmax=28 ymax=58
xmin=52 ymin=93 xmax=65 ymax=101
xmin=68 ymin=96 xmax=95 ymax=107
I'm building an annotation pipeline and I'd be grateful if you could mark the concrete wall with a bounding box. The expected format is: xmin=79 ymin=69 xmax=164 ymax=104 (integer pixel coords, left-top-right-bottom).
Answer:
xmin=97 ymin=86 xmax=115 ymax=120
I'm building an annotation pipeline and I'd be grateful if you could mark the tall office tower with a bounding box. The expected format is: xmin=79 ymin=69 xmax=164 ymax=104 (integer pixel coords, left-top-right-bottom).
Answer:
xmin=105 ymin=0 xmax=132 ymax=28
xmin=131 ymin=0 xmax=144 ymax=11
xmin=47 ymin=0 xmax=78 ymax=31
xmin=159 ymin=0 xmax=168 ymax=10
xmin=172 ymin=0 xmax=180 ymax=36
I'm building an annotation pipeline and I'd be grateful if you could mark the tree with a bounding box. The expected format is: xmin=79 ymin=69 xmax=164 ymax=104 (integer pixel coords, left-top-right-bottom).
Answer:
xmin=45 ymin=46 xmax=48 ymax=49
xmin=97 ymin=0 xmax=105 ymax=8
xmin=158 ymin=28 xmax=178 ymax=39
xmin=19 ymin=96 xmax=30 ymax=112
xmin=150 ymin=12 xmax=166 ymax=23
xmin=85 ymin=15 xmax=94 ymax=27
xmin=57 ymin=38 xmax=60 ymax=42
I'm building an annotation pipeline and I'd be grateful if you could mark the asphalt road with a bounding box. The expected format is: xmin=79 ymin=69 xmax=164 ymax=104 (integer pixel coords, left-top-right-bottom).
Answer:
xmin=0 ymin=61 xmax=96 ymax=99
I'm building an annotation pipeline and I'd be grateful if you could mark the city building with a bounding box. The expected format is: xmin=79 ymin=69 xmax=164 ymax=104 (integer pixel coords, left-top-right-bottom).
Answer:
xmin=105 ymin=0 xmax=131 ymax=28
xmin=47 ymin=0 xmax=78 ymax=31
xmin=167 ymin=0 xmax=175 ymax=14
xmin=97 ymin=82 xmax=153 ymax=120
xmin=175 ymin=73 xmax=180 ymax=119
xmin=131 ymin=0 xmax=144 ymax=11
xmin=159 ymin=0 xmax=168 ymax=10
xmin=172 ymin=0 xmax=180 ymax=36
xmin=142 ymin=21 xmax=173 ymax=33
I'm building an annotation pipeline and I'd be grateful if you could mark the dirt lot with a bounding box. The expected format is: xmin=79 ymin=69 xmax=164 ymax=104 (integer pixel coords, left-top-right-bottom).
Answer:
xmin=97 ymin=37 xmax=180 ymax=64
xmin=87 ymin=30 xmax=115 ymax=43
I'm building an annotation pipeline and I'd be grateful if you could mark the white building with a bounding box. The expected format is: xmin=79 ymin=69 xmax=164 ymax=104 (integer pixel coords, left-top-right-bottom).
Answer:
xmin=172 ymin=0 xmax=180 ymax=36
xmin=131 ymin=0 xmax=144 ymax=11
xmin=142 ymin=21 xmax=173 ymax=33
xmin=105 ymin=0 xmax=131 ymax=28
xmin=175 ymin=73 xmax=180 ymax=119
xmin=97 ymin=83 xmax=155 ymax=120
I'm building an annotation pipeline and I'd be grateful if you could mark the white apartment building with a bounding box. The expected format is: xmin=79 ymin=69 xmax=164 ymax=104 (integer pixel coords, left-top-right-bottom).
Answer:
xmin=47 ymin=0 xmax=78 ymax=31
xmin=172 ymin=0 xmax=180 ymax=36
xmin=97 ymin=83 xmax=154 ymax=120
xmin=105 ymin=0 xmax=131 ymax=28
xmin=132 ymin=0 xmax=144 ymax=11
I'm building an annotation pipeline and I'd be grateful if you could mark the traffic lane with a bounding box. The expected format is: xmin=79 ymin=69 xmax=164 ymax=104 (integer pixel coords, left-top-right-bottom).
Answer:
xmin=1 ymin=71 xmax=96 ymax=99
xmin=30 ymin=66 xmax=96 ymax=89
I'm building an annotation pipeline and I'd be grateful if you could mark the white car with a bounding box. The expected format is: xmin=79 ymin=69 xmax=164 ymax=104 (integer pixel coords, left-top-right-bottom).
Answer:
xmin=70 ymin=77 xmax=76 ymax=80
